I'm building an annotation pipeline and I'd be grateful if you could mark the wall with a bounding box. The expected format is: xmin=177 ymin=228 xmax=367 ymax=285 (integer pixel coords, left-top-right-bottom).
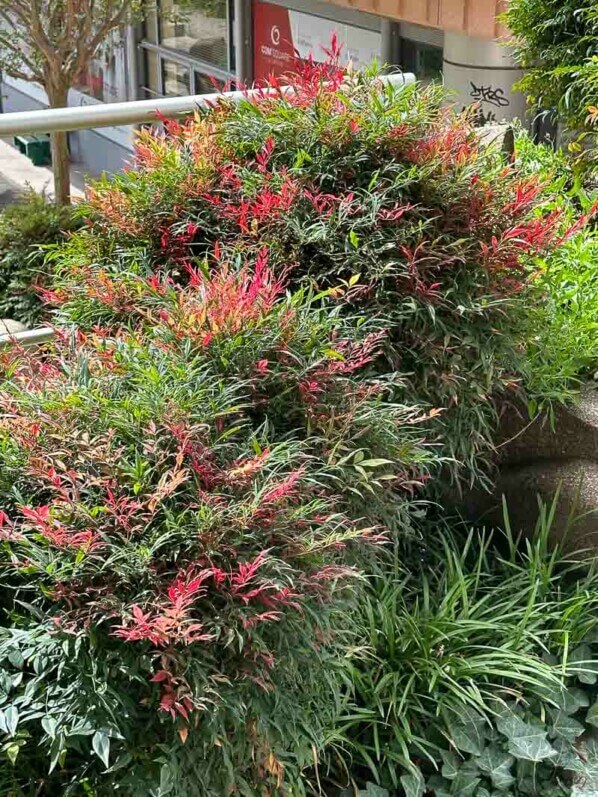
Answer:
xmin=252 ymin=0 xmax=382 ymax=79
xmin=443 ymin=31 xmax=526 ymax=125
xmin=324 ymin=0 xmax=507 ymax=40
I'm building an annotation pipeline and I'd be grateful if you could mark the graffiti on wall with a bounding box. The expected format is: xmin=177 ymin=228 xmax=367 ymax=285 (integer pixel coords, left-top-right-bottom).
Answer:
xmin=469 ymin=81 xmax=510 ymax=108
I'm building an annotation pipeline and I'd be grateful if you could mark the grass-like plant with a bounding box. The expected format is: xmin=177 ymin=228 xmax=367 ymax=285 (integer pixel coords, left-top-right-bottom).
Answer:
xmin=327 ymin=502 xmax=598 ymax=795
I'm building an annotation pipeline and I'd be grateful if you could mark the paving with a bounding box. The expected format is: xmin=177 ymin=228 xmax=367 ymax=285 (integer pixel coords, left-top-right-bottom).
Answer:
xmin=0 ymin=137 xmax=86 ymax=204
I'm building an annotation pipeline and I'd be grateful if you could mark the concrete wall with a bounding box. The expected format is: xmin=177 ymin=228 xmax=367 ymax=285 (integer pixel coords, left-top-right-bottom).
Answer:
xmin=443 ymin=31 xmax=526 ymax=125
xmin=324 ymin=0 xmax=508 ymax=39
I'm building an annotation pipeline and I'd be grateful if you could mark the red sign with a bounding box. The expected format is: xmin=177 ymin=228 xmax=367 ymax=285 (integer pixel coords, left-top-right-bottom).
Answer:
xmin=252 ymin=1 xmax=296 ymax=81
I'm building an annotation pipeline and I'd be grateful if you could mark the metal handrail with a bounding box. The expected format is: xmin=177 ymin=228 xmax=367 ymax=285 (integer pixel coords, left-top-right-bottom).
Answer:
xmin=0 ymin=71 xmax=415 ymax=349
xmin=0 ymin=73 xmax=414 ymax=136
xmin=0 ymin=327 xmax=55 ymax=349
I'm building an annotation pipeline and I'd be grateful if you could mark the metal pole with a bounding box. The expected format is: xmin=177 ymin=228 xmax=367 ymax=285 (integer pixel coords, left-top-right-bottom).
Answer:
xmin=0 ymin=73 xmax=414 ymax=137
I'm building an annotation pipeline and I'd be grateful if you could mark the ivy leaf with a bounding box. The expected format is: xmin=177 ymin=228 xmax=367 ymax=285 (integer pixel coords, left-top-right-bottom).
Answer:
xmin=92 ymin=730 xmax=110 ymax=769
xmin=357 ymin=784 xmax=390 ymax=797
xmin=569 ymin=644 xmax=598 ymax=685
xmin=586 ymin=700 xmax=598 ymax=728
xmin=550 ymin=711 xmax=585 ymax=742
xmin=497 ymin=712 xmax=556 ymax=762
xmin=477 ymin=744 xmax=515 ymax=789
xmin=441 ymin=749 xmax=461 ymax=780
xmin=400 ymin=767 xmax=425 ymax=797
xmin=538 ymin=683 xmax=586 ymax=715
xmin=426 ymin=776 xmax=451 ymax=797
xmin=446 ymin=706 xmax=487 ymax=756
xmin=566 ymin=687 xmax=590 ymax=711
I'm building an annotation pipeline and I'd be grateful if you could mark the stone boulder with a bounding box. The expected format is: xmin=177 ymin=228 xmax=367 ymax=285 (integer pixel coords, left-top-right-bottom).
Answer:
xmin=0 ymin=318 xmax=27 ymax=336
xmin=461 ymin=386 xmax=598 ymax=551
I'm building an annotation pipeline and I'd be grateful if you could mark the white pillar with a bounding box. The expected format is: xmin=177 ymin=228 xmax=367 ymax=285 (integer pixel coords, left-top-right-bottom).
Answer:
xmin=443 ymin=32 xmax=528 ymax=127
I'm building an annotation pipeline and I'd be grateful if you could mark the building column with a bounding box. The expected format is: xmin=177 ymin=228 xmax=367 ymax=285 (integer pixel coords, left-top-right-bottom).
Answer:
xmin=234 ymin=0 xmax=253 ymax=86
xmin=442 ymin=32 xmax=528 ymax=127
xmin=380 ymin=19 xmax=400 ymax=71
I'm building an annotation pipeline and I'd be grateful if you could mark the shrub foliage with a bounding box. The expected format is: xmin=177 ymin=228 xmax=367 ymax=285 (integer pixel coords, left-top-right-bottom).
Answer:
xmin=0 ymin=255 xmax=429 ymax=792
xmin=0 ymin=54 xmax=595 ymax=795
xmin=50 ymin=61 xmax=590 ymax=484
xmin=0 ymin=192 xmax=79 ymax=327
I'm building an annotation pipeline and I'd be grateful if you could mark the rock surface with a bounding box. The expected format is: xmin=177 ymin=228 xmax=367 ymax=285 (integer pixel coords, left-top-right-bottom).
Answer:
xmin=461 ymin=386 xmax=598 ymax=551
xmin=0 ymin=319 xmax=27 ymax=336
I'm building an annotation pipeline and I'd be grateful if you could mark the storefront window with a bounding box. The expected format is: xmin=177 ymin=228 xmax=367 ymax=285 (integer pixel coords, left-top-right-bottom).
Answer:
xmin=400 ymin=38 xmax=443 ymax=84
xmin=194 ymin=70 xmax=225 ymax=94
xmin=77 ymin=61 xmax=106 ymax=101
xmin=162 ymin=59 xmax=191 ymax=96
xmin=76 ymin=37 xmax=129 ymax=104
xmin=142 ymin=49 xmax=161 ymax=98
xmin=140 ymin=0 xmax=235 ymax=98
xmin=159 ymin=0 xmax=228 ymax=69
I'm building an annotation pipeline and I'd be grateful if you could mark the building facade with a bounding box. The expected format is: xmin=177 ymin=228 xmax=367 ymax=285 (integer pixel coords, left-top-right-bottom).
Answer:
xmin=1 ymin=0 xmax=525 ymax=177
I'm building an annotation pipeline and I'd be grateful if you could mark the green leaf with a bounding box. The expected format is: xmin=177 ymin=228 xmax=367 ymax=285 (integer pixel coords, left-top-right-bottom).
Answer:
xmin=441 ymin=749 xmax=461 ymax=780
xmin=349 ymin=229 xmax=359 ymax=248
xmin=357 ymin=784 xmax=390 ymax=797
xmin=569 ymin=644 xmax=598 ymax=685
xmin=7 ymin=650 xmax=24 ymax=670
xmin=4 ymin=705 xmax=18 ymax=737
xmin=159 ymin=763 xmax=175 ymax=795
xmin=41 ymin=716 xmax=57 ymax=738
xmin=451 ymin=768 xmax=480 ymax=797
xmin=496 ymin=713 xmax=556 ymax=763
xmin=92 ymin=730 xmax=110 ymax=769
xmin=477 ymin=745 xmax=515 ymax=790
xmin=550 ymin=711 xmax=584 ymax=742
xmin=5 ymin=742 xmax=19 ymax=765
xmin=400 ymin=767 xmax=424 ymax=797
xmin=426 ymin=775 xmax=451 ymax=797
xmin=323 ymin=348 xmax=346 ymax=361
xmin=586 ymin=700 xmax=598 ymax=728
xmin=447 ymin=706 xmax=487 ymax=756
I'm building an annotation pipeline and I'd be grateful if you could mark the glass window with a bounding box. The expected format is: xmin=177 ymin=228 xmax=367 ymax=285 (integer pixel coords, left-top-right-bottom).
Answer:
xmin=194 ymin=70 xmax=225 ymax=94
xmin=76 ymin=60 xmax=106 ymax=101
xmin=158 ymin=0 xmax=228 ymax=70
xmin=162 ymin=59 xmax=191 ymax=96
xmin=142 ymin=49 xmax=161 ymax=98
xmin=400 ymin=39 xmax=443 ymax=84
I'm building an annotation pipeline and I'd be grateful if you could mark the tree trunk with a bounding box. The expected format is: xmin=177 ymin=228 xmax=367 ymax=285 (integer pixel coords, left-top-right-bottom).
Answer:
xmin=50 ymin=130 xmax=71 ymax=206
xmin=46 ymin=84 xmax=71 ymax=206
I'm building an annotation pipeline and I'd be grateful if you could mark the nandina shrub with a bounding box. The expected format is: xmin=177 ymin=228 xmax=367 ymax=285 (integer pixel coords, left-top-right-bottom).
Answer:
xmin=49 ymin=58 xmax=593 ymax=486
xmin=0 ymin=255 xmax=430 ymax=794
